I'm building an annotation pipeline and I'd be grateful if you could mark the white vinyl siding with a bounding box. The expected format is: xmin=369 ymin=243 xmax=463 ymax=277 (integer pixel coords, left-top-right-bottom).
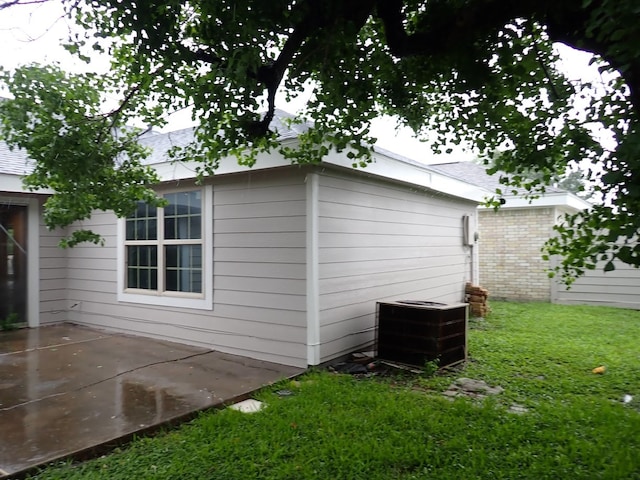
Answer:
xmin=38 ymin=202 xmax=68 ymax=325
xmin=64 ymin=171 xmax=308 ymax=367
xmin=552 ymin=256 xmax=640 ymax=309
xmin=316 ymin=170 xmax=476 ymax=363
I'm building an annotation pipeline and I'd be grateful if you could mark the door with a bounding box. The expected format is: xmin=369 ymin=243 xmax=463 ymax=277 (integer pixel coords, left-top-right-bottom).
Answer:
xmin=0 ymin=204 xmax=28 ymax=326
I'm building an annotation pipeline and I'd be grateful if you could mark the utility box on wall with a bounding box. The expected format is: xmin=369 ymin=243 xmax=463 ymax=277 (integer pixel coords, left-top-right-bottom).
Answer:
xmin=376 ymin=301 xmax=468 ymax=368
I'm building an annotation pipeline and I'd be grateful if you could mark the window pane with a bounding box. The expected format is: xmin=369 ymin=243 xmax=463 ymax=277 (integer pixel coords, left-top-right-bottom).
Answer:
xmin=150 ymin=269 xmax=158 ymax=290
xmin=164 ymin=191 xmax=201 ymax=240
xmin=126 ymin=266 xmax=158 ymax=290
xmin=165 ymin=217 xmax=175 ymax=240
xmin=127 ymin=268 xmax=137 ymax=289
xmin=164 ymin=245 xmax=202 ymax=293
xmin=148 ymin=219 xmax=157 ymax=241
xmin=164 ymin=201 xmax=176 ymax=217
xmin=125 ymin=219 xmax=135 ymax=240
xmin=190 ymin=217 xmax=201 ymax=238
xmin=166 ymin=243 xmax=178 ymax=268
xmin=126 ymin=202 xmax=157 ymax=240
xmin=165 ymin=269 xmax=177 ymax=292
xmin=126 ymin=245 xmax=158 ymax=290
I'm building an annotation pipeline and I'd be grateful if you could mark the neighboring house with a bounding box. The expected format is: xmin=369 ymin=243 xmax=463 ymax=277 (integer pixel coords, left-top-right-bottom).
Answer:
xmin=0 ymin=112 xmax=486 ymax=367
xmin=550 ymin=255 xmax=640 ymax=309
xmin=429 ymin=161 xmax=591 ymax=302
xmin=430 ymin=161 xmax=640 ymax=309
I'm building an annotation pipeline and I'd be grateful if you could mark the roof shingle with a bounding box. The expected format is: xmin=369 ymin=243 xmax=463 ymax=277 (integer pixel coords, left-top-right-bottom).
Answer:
xmin=428 ymin=161 xmax=565 ymax=195
xmin=0 ymin=141 xmax=32 ymax=176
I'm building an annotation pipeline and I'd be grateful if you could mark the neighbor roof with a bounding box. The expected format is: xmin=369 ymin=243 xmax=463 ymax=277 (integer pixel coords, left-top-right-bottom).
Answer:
xmin=429 ymin=161 xmax=565 ymax=195
xmin=429 ymin=161 xmax=591 ymax=211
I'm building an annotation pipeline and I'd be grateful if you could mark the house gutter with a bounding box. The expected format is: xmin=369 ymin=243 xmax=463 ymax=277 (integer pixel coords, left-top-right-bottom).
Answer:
xmin=27 ymin=197 xmax=40 ymax=327
xmin=325 ymin=147 xmax=489 ymax=203
xmin=0 ymin=173 xmax=54 ymax=195
xmin=305 ymin=172 xmax=321 ymax=365
xmin=478 ymin=192 xmax=591 ymax=211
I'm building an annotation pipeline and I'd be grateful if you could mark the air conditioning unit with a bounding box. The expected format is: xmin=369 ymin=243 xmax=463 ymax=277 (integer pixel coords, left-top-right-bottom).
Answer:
xmin=376 ymin=301 xmax=468 ymax=368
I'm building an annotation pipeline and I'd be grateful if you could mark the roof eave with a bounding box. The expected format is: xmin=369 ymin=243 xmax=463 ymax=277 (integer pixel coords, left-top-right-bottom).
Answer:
xmin=479 ymin=191 xmax=591 ymax=211
xmin=0 ymin=173 xmax=53 ymax=195
xmin=327 ymin=148 xmax=488 ymax=203
xmin=151 ymin=140 xmax=486 ymax=203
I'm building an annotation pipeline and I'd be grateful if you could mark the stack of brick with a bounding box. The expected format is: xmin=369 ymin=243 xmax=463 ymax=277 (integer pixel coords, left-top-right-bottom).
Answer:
xmin=465 ymin=283 xmax=490 ymax=317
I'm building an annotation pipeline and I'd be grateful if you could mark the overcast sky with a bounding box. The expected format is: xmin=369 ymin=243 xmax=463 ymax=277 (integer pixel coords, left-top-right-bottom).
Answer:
xmin=0 ymin=1 xmax=603 ymax=165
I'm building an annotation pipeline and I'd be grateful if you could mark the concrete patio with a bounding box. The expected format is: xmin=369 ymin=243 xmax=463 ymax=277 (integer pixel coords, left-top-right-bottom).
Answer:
xmin=0 ymin=324 xmax=304 ymax=478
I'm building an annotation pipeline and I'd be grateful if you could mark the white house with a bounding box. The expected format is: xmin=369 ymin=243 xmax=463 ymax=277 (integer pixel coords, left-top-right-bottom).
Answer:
xmin=0 ymin=114 xmax=487 ymax=367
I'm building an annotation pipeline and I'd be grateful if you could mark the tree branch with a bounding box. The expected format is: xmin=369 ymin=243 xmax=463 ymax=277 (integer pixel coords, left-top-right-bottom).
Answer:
xmin=94 ymin=67 xmax=162 ymax=145
xmin=0 ymin=0 xmax=49 ymax=9
xmin=254 ymin=0 xmax=375 ymax=135
xmin=175 ymin=43 xmax=225 ymax=67
xmin=254 ymin=17 xmax=311 ymax=134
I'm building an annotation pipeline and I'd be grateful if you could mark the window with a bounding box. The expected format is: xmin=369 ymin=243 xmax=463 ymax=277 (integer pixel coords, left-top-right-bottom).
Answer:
xmin=118 ymin=186 xmax=212 ymax=310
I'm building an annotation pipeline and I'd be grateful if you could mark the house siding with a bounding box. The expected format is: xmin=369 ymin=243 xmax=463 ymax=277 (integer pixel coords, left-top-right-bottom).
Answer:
xmin=39 ymin=209 xmax=68 ymax=325
xmin=552 ymin=255 xmax=640 ymax=309
xmin=316 ymin=170 xmax=476 ymax=363
xmin=64 ymin=170 xmax=308 ymax=367
xmin=479 ymin=207 xmax=555 ymax=301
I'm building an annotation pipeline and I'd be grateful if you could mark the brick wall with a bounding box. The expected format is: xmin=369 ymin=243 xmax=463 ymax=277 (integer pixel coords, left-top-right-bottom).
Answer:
xmin=479 ymin=207 xmax=556 ymax=301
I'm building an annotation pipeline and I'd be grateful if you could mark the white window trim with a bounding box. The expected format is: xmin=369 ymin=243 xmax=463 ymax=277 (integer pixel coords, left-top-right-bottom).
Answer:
xmin=117 ymin=185 xmax=213 ymax=310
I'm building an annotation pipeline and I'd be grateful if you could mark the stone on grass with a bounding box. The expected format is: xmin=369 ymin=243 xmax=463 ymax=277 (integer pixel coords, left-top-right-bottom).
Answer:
xmin=454 ymin=378 xmax=504 ymax=395
xmin=442 ymin=378 xmax=504 ymax=400
xmin=229 ymin=399 xmax=264 ymax=413
xmin=508 ymin=403 xmax=529 ymax=415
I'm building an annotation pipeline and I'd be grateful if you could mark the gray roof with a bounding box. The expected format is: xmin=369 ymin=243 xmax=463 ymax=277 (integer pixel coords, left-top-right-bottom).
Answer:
xmin=374 ymin=145 xmax=434 ymax=171
xmin=428 ymin=161 xmax=565 ymax=195
xmin=138 ymin=126 xmax=196 ymax=165
xmin=0 ymin=96 xmax=32 ymax=176
xmin=0 ymin=141 xmax=32 ymax=176
xmin=0 ymin=109 xmax=306 ymax=173
xmin=138 ymin=109 xmax=308 ymax=165
xmin=0 ymin=133 xmax=566 ymax=199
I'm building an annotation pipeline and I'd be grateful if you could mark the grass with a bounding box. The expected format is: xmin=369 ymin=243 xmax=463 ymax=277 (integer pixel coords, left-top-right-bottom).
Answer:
xmin=30 ymin=302 xmax=640 ymax=479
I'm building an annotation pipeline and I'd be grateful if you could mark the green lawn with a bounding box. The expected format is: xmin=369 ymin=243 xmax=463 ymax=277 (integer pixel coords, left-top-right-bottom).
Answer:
xmin=31 ymin=302 xmax=640 ymax=479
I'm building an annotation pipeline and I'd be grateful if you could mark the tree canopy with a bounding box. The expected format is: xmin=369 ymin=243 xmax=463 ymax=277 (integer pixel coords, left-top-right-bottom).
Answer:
xmin=0 ymin=0 xmax=639 ymax=282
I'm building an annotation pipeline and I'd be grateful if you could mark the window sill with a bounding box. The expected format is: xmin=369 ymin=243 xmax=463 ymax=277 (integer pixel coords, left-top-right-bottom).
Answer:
xmin=117 ymin=290 xmax=213 ymax=310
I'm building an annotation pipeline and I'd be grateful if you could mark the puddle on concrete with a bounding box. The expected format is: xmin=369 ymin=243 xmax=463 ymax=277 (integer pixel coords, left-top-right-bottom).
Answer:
xmin=0 ymin=324 xmax=303 ymax=478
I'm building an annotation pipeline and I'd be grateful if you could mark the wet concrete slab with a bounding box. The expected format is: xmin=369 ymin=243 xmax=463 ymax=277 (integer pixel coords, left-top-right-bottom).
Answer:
xmin=0 ymin=324 xmax=304 ymax=478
